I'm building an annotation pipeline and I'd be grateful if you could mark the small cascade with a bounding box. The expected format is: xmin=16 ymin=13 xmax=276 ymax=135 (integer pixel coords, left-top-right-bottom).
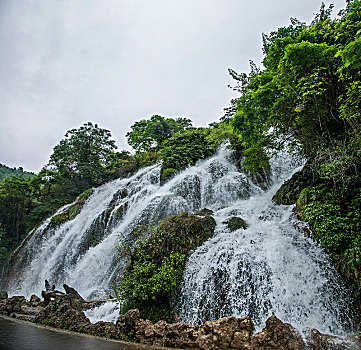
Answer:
xmin=1 ymin=148 xmax=359 ymax=335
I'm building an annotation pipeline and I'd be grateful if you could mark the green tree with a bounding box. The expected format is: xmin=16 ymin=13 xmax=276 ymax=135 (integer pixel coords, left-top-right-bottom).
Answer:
xmin=160 ymin=129 xmax=217 ymax=181
xmin=0 ymin=176 xmax=35 ymax=241
xmin=47 ymin=122 xmax=117 ymax=186
xmin=230 ymin=1 xmax=361 ymax=166
xmin=0 ymin=163 xmax=34 ymax=182
xmin=126 ymin=115 xmax=192 ymax=151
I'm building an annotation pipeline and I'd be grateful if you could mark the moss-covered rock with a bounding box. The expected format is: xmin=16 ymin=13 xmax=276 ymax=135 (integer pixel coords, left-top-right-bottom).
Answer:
xmin=118 ymin=212 xmax=216 ymax=322
xmin=48 ymin=189 xmax=94 ymax=229
xmin=78 ymin=188 xmax=94 ymax=202
xmin=296 ymin=183 xmax=361 ymax=307
xmin=223 ymin=216 xmax=248 ymax=231
xmin=273 ymin=163 xmax=316 ymax=205
xmin=48 ymin=202 xmax=83 ymax=228
xmin=195 ymin=208 xmax=214 ymax=216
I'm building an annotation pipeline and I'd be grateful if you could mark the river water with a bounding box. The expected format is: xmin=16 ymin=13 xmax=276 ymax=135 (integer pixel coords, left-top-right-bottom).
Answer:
xmin=0 ymin=317 xmax=158 ymax=350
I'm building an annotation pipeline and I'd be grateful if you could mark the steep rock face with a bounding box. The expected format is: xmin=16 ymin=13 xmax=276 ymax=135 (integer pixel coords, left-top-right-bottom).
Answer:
xmin=273 ymin=163 xmax=315 ymax=205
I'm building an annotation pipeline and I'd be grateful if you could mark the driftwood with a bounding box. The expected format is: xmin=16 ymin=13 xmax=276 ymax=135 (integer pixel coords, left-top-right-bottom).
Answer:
xmin=42 ymin=280 xmax=65 ymax=305
xmin=41 ymin=280 xmax=116 ymax=308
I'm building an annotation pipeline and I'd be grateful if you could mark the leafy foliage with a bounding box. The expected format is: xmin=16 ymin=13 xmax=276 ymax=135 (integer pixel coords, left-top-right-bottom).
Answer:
xmin=48 ymin=122 xmax=117 ymax=186
xmin=296 ymin=184 xmax=361 ymax=295
xmin=160 ymin=129 xmax=217 ymax=182
xmin=0 ymin=164 xmax=34 ymax=182
xmin=126 ymin=115 xmax=192 ymax=152
xmin=229 ymin=1 xmax=361 ymax=169
xmin=118 ymin=211 xmax=216 ymax=322
xmin=226 ymin=1 xmax=361 ymax=301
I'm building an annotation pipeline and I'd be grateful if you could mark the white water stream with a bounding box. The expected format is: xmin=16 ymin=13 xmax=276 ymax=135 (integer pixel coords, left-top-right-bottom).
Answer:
xmin=2 ymin=148 xmax=359 ymax=335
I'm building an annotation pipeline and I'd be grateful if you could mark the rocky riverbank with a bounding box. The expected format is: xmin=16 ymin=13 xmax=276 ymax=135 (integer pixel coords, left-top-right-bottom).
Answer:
xmin=0 ymin=290 xmax=360 ymax=349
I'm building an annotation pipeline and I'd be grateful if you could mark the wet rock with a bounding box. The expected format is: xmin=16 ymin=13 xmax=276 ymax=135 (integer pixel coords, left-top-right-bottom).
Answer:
xmin=0 ymin=295 xmax=25 ymax=316
xmin=0 ymin=291 xmax=8 ymax=300
xmin=29 ymin=294 xmax=42 ymax=307
xmin=195 ymin=208 xmax=214 ymax=217
xmin=252 ymin=315 xmax=307 ymax=349
xmin=304 ymin=328 xmax=361 ymax=350
xmin=250 ymin=167 xmax=271 ymax=191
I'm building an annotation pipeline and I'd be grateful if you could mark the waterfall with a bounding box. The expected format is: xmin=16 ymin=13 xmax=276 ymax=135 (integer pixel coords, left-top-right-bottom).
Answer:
xmin=2 ymin=148 xmax=359 ymax=335
xmin=178 ymin=153 xmax=359 ymax=336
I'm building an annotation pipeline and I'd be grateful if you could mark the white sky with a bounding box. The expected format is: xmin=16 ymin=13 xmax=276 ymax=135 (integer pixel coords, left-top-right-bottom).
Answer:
xmin=0 ymin=0 xmax=347 ymax=172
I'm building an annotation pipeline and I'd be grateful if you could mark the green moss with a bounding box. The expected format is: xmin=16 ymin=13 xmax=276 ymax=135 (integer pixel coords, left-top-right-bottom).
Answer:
xmin=115 ymin=203 xmax=128 ymax=218
xmin=223 ymin=216 xmax=248 ymax=231
xmin=118 ymin=211 xmax=216 ymax=322
xmin=78 ymin=189 xmax=94 ymax=201
xmin=48 ymin=202 xmax=83 ymax=228
xmin=120 ymin=189 xmax=128 ymax=199
xmin=160 ymin=168 xmax=177 ymax=183
xmin=273 ymin=164 xmax=315 ymax=205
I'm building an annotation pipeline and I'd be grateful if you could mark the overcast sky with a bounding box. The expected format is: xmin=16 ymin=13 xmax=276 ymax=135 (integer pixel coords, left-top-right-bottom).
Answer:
xmin=0 ymin=0 xmax=347 ymax=172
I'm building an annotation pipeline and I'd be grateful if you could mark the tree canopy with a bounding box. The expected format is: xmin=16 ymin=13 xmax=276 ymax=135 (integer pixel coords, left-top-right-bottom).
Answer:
xmin=126 ymin=115 xmax=192 ymax=151
xmin=47 ymin=122 xmax=117 ymax=186
xmin=229 ymin=1 xmax=361 ymax=173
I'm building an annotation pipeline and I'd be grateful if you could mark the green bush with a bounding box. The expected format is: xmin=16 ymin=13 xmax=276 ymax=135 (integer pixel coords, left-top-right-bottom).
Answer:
xmin=160 ymin=168 xmax=177 ymax=183
xmin=296 ymin=184 xmax=361 ymax=298
xmin=118 ymin=211 xmax=216 ymax=322
xmin=160 ymin=129 xmax=217 ymax=173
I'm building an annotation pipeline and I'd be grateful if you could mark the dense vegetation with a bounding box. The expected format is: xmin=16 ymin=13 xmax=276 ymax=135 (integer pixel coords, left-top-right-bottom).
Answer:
xmin=228 ymin=1 xmax=361 ymax=302
xmin=117 ymin=211 xmax=216 ymax=322
xmin=0 ymin=164 xmax=34 ymax=181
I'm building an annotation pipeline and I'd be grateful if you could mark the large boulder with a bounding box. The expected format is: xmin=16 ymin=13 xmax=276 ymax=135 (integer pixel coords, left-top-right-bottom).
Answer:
xmin=0 ymin=295 xmax=25 ymax=316
xmin=273 ymin=163 xmax=316 ymax=205
xmin=252 ymin=315 xmax=307 ymax=349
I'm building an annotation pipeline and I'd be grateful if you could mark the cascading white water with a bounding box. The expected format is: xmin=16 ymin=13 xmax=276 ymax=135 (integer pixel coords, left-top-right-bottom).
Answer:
xmin=178 ymin=153 xmax=359 ymax=336
xmin=2 ymin=148 xmax=359 ymax=334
